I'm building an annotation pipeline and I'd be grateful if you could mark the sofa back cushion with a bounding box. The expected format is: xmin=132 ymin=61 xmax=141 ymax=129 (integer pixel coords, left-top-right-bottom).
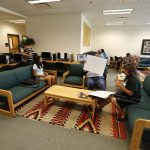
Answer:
xmin=13 ymin=65 xmax=33 ymax=85
xmin=143 ymin=74 xmax=150 ymax=97
xmin=0 ymin=70 xmax=17 ymax=89
xmin=70 ymin=64 xmax=84 ymax=76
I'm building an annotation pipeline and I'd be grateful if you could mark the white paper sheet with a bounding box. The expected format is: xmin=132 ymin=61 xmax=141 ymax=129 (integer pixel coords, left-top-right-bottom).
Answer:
xmin=88 ymin=90 xmax=115 ymax=99
xmin=83 ymin=55 xmax=107 ymax=75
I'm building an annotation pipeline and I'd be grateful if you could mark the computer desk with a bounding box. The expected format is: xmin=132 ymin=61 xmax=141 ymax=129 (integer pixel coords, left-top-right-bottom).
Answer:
xmin=0 ymin=63 xmax=19 ymax=69
xmin=42 ymin=59 xmax=80 ymax=64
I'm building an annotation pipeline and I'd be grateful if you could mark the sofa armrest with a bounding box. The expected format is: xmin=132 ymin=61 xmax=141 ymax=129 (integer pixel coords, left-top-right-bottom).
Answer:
xmin=82 ymin=75 xmax=85 ymax=89
xmin=0 ymin=89 xmax=15 ymax=116
xmin=130 ymin=118 xmax=150 ymax=150
xmin=62 ymin=71 xmax=70 ymax=85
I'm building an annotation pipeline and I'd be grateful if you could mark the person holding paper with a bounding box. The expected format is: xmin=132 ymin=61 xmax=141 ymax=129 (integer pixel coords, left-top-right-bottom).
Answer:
xmin=97 ymin=49 xmax=107 ymax=59
xmin=99 ymin=63 xmax=141 ymax=121
xmin=86 ymin=51 xmax=106 ymax=91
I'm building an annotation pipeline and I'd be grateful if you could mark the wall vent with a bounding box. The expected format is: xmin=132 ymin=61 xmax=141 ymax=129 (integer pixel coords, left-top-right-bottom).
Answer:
xmin=34 ymin=3 xmax=52 ymax=9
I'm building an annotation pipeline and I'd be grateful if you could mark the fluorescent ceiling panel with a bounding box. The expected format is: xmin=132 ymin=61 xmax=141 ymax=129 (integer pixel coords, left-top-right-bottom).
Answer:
xmin=9 ymin=20 xmax=25 ymax=24
xmin=105 ymin=22 xmax=124 ymax=25
xmin=120 ymin=0 xmax=139 ymax=3
xmin=103 ymin=9 xmax=133 ymax=15
xmin=28 ymin=0 xmax=61 ymax=4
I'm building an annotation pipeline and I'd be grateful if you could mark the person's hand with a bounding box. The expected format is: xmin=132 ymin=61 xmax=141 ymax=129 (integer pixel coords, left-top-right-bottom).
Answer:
xmin=44 ymin=72 xmax=49 ymax=76
xmin=115 ymin=81 xmax=123 ymax=88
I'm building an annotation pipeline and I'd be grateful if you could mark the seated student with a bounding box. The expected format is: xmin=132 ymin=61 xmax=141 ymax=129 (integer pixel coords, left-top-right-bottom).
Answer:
xmin=86 ymin=51 xmax=106 ymax=91
xmin=123 ymin=53 xmax=132 ymax=64
xmin=33 ymin=56 xmax=55 ymax=86
xmin=97 ymin=63 xmax=141 ymax=121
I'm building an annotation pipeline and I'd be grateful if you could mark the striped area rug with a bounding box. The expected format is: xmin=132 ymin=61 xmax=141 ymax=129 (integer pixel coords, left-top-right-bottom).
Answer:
xmin=16 ymin=95 xmax=127 ymax=140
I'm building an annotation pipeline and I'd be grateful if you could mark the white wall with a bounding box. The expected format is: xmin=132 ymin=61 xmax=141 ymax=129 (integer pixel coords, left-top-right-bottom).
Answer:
xmin=91 ymin=25 xmax=150 ymax=57
xmin=0 ymin=21 xmax=25 ymax=53
xmin=26 ymin=14 xmax=81 ymax=60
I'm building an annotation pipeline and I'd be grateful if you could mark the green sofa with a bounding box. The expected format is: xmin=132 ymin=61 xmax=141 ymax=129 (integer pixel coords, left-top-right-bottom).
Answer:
xmin=0 ymin=65 xmax=48 ymax=117
xmin=126 ymin=74 xmax=150 ymax=149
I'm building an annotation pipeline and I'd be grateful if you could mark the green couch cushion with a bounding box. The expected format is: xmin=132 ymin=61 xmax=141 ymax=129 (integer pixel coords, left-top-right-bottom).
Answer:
xmin=127 ymin=89 xmax=150 ymax=110
xmin=69 ymin=64 xmax=84 ymax=76
xmin=0 ymin=70 xmax=17 ymax=89
xmin=127 ymin=107 xmax=150 ymax=141
xmin=31 ymin=80 xmax=47 ymax=92
xmin=143 ymin=74 xmax=150 ymax=97
xmin=9 ymin=86 xmax=34 ymax=104
xmin=13 ymin=65 xmax=33 ymax=85
xmin=64 ymin=76 xmax=83 ymax=85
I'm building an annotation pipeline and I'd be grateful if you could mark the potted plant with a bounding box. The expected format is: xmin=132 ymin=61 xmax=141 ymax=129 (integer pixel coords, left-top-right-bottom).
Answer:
xmin=20 ymin=37 xmax=35 ymax=49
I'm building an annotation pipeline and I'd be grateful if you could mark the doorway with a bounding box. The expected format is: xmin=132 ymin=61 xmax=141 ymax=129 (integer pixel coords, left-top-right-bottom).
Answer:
xmin=7 ymin=34 xmax=20 ymax=53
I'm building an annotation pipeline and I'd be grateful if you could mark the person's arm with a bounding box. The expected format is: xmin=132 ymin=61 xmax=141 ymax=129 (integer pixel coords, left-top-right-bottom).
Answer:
xmin=44 ymin=72 xmax=49 ymax=76
xmin=115 ymin=81 xmax=133 ymax=96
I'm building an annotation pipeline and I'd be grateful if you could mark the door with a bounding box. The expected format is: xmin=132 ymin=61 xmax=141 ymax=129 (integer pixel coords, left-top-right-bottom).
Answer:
xmin=7 ymin=34 xmax=20 ymax=53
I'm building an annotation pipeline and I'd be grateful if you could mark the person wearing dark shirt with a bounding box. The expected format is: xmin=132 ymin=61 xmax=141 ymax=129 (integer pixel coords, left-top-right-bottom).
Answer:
xmin=97 ymin=63 xmax=141 ymax=121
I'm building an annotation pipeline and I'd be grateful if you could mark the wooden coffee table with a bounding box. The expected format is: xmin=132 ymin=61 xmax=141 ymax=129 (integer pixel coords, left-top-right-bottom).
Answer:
xmin=44 ymin=85 xmax=97 ymax=120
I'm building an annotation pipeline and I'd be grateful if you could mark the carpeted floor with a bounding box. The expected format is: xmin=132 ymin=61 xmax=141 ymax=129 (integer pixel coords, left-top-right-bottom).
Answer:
xmin=16 ymin=94 xmax=127 ymax=140
xmin=0 ymin=114 xmax=129 ymax=150
xmin=0 ymin=68 xmax=132 ymax=150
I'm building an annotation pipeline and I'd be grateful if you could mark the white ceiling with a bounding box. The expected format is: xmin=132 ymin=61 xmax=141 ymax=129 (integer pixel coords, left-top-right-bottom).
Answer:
xmin=0 ymin=0 xmax=150 ymax=25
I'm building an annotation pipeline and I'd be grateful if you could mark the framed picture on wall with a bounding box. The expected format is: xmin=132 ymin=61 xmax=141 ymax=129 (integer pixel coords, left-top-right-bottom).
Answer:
xmin=141 ymin=39 xmax=150 ymax=55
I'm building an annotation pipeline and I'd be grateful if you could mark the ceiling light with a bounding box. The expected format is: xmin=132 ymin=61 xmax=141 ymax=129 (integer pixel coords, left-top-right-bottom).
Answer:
xmin=120 ymin=0 xmax=139 ymax=3
xmin=147 ymin=22 xmax=150 ymax=25
xmin=105 ymin=22 xmax=124 ymax=26
xmin=28 ymin=0 xmax=61 ymax=4
xmin=103 ymin=9 xmax=133 ymax=15
xmin=9 ymin=20 xmax=25 ymax=24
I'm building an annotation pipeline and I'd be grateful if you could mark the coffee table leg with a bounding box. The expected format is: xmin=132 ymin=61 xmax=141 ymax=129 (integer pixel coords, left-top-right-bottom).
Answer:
xmin=92 ymin=100 xmax=97 ymax=121
xmin=92 ymin=104 xmax=96 ymax=121
xmin=44 ymin=95 xmax=49 ymax=105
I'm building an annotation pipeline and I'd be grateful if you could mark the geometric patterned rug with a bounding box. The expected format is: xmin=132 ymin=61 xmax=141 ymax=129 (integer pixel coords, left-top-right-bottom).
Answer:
xmin=16 ymin=95 xmax=127 ymax=140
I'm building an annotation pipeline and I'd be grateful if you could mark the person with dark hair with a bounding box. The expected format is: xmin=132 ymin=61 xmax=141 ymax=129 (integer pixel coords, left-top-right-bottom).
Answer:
xmin=23 ymin=38 xmax=35 ymax=65
xmin=97 ymin=63 xmax=141 ymax=121
xmin=23 ymin=45 xmax=34 ymax=64
xmin=97 ymin=49 xmax=107 ymax=59
xmin=33 ymin=56 xmax=55 ymax=86
xmin=123 ymin=53 xmax=132 ymax=64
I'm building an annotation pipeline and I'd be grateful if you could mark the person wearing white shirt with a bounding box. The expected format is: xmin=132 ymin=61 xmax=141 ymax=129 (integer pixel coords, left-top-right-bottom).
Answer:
xmin=33 ymin=56 xmax=55 ymax=86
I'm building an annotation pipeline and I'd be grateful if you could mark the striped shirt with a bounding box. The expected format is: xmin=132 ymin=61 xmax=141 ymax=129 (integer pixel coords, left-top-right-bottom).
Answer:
xmin=24 ymin=48 xmax=33 ymax=61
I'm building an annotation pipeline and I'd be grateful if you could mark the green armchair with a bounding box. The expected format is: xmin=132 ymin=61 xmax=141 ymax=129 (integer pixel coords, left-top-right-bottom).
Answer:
xmin=63 ymin=64 xmax=85 ymax=89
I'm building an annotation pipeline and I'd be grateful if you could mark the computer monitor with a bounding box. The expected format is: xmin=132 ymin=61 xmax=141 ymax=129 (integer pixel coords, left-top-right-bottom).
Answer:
xmin=13 ymin=54 xmax=23 ymax=62
xmin=41 ymin=52 xmax=51 ymax=60
xmin=0 ymin=55 xmax=6 ymax=63
xmin=77 ymin=54 xmax=87 ymax=62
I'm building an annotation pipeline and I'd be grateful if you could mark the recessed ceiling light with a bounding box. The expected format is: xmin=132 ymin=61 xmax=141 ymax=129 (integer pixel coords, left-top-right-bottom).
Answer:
xmin=27 ymin=0 xmax=61 ymax=4
xmin=105 ymin=22 xmax=124 ymax=25
xmin=103 ymin=9 xmax=133 ymax=15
